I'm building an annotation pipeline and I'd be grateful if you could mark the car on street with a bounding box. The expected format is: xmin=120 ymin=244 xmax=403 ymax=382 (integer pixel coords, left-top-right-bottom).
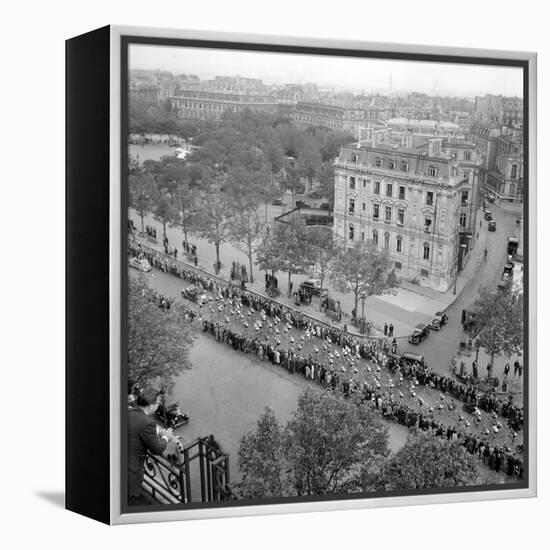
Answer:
xmin=308 ymin=191 xmax=323 ymax=199
xmin=488 ymin=220 xmax=497 ymax=231
xmin=129 ymin=257 xmax=152 ymax=272
xmin=181 ymin=286 xmax=207 ymax=305
xmin=484 ymin=209 xmax=493 ymax=221
xmin=507 ymin=236 xmax=519 ymax=256
xmin=271 ymin=198 xmax=284 ymax=206
xmin=299 ymin=279 xmax=328 ymax=298
xmin=429 ymin=311 xmax=449 ymax=330
xmin=408 ymin=323 xmax=430 ymax=345
xmin=487 ymin=193 xmax=495 ymax=203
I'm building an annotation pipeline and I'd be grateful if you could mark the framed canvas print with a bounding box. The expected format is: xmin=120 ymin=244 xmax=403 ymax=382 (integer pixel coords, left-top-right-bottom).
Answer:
xmin=66 ymin=25 xmax=537 ymax=525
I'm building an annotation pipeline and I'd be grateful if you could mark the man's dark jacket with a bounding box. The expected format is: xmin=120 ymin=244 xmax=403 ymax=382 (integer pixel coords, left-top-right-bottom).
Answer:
xmin=128 ymin=406 xmax=167 ymax=498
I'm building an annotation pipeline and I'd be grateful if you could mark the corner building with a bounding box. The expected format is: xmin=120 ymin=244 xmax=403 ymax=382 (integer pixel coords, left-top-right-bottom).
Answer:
xmin=333 ymin=131 xmax=481 ymax=292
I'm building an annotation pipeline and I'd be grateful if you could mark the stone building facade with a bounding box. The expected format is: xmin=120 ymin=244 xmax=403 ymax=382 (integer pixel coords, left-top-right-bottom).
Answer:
xmin=169 ymin=90 xmax=279 ymax=121
xmin=333 ymin=132 xmax=481 ymax=292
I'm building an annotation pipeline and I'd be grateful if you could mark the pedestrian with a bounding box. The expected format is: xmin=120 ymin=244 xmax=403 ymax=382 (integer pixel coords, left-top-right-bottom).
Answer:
xmin=518 ymin=363 xmax=523 ymax=378
xmin=389 ymin=323 xmax=394 ymax=337
xmin=513 ymin=359 xmax=520 ymax=376
xmin=502 ymin=375 xmax=508 ymax=393
xmin=472 ymin=360 xmax=478 ymax=379
xmin=288 ymin=281 xmax=293 ymax=297
xmin=391 ymin=337 xmax=397 ymax=354
xmin=128 ymin=388 xmax=173 ymax=506
xmin=484 ymin=249 xmax=488 ymax=261
xmin=504 ymin=363 xmax=510 ymax=377
xmin=487 ymin=363 xmax=493 ymax=378
xmin=384 ymin=322 xmax=388 ymax=336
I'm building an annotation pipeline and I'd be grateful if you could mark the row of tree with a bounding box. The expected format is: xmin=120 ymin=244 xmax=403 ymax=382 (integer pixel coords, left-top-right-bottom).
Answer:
xmin=237 ymin=390 xmax=480 ymax=498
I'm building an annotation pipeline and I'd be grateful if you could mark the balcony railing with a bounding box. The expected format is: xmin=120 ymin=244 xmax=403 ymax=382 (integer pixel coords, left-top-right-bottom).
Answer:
xmin=141 ymin=436 xmax=236 ymax=505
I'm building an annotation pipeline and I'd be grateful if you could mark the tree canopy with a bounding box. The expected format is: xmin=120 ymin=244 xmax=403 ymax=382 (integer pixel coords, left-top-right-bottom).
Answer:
xmin=127 ymin=275 xmax=196 ymax=391
xmin=237 ymin=390 xmax=389 ymax=499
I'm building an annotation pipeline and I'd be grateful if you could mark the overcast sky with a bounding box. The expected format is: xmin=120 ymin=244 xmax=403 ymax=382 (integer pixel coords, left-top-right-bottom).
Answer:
xmin=129 ymin=44 xmax=523 ymax=98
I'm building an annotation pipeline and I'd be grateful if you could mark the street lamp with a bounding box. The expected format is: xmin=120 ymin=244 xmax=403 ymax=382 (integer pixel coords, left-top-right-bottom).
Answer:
xmin=360 ymin=293 xmax=367 ymax=334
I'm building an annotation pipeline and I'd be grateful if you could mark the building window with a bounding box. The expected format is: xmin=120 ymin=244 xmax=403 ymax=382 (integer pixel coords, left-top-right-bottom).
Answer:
xmin=351 ymin=153 xmax=358 ymax=163
xmin=513 ymin=147 xmax=519 ymax=155
xmin=395 ymin=261 xmax=402 ymax=270
xmin=362 ymin=179 xmax=367 ymax=188
xmin=511 ymin=164 xmax=518 ymax=179
xmin=460 ymin=213 xmax=467 ymax=227
xmin=362 ymin=202 xmax=366 ymax=211
xmin=464 ymin=151 xmax=471 ymax=161
xmin=348 ymin=198 xmax=355 ymax=214
xmin=361 ymin=232 xmax=365 ymax=241
xmin=349 ymin=224 xmax=354 ymax=240
xmin=429 ymin=166 xmax=437 ymax=177
xmin=384 ymin=232 xmax=390 ymax=249
xmin=401 ymin=162 xmax=408 ymax=172
xmin=385 ymin=206 xmax=392 ymax=222
xmin=375 ymin=158 xmax=382 ymax=167
xmin=396 ymin=236 xmax=403 ymax=253
xmin=424 ymin=218 xmax=432 ymax=232
xmin=397 ymin=208 xmax=405 ymax=225
xmin=349 ymin=176 xmax=356 ymax=189
xmin=399 ymin=185 xmax=405 ymax=200
xmin=374 ymin=181 xmax=380 ymax=194
xmin=386 ymin=183 xmax=393 ymax=197
xmin=423 ymin=243 xmax=430 ymax=260
xmin=388 ymin=160 xmax=395 ymax=170
xmin=461 ymin=191 xmax=469 ymax=206
xmin=420 ymin=268 xmax=429 ymax=278
xmin=373 ymin=203 xmax=380 ymax=219
xmin=426 ymin=191 xmax=434 ymax=206
xmin=373 ymin=229 xmax=378 ymax=245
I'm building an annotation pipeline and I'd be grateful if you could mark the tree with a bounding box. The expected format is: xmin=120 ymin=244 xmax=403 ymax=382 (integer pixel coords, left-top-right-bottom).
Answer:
xmin=229 ymin=208 xmax=265 ymax=284
xmin=237 ymin=407 xmax=289 ymax=499
xmin=471 ymin=285 xmax=524 ymax=369
xmin=378 ymin=431 xmax=480 ymax=490
xmin=128 ymin=172 xmax=156 ymax=233
xmin=256 ymin=217 xmax=310 ymax=292
xmin=328 ymin=241 xmax=396 ymax=319
xmin=305 ymin=225 xmax=335 ymax=291
xmin=153 ymin=194 xmax=178 ymax=241
xmin=175 ymin=181 xmax=197 ymax=246
xmin=296 ymin=137 xmax=322 ymax=194
xmin=281 ymin=164 xmax=303 ymax=209
xmin=193 ymin=171 xmax=232 ymax=274
xmin=318 ymin=161 xmax=335 ymax=214
xmin=127 ymin=276 xmax=195 ymax=391
xmin=237 ymin=390 xmax=389 ymax=498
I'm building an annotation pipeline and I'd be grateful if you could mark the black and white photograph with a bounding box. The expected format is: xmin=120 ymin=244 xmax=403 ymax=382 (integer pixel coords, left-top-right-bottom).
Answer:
xmin=123 ymin=37 xmax=530 ymax=511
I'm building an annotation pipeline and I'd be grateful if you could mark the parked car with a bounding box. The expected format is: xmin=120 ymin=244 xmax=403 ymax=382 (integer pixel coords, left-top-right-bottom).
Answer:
xmin=181 ymin=286 xmax=207 ymax=305
xmin=430 ymin=311 xmax=449 ymax=330
xmin=271 ymin=198 xmax=284 ymax=206
xmin=484 ymin=209 xmax=493 ymax=221
xmin=299 ymin=279 xmax=328 ymax=298
xmin=296 ymin=200 xmax=310 ymax=209
xmin=507 ymin=236 xmax=519 ymax=256
xmin=488 ymin=220 xmax=497 ymax=231
xmin=319 ymin=202 xmax=330 ymax=210
xmin=401 ymin=351 xmax=426 ymax=367
xmin=408 ymin=323 xmax=430 ymax=345
xmin=487 ymin=193 xmax=495 ymax=203
xmin=129 ymin=257 xmax=151 ymax=272
xmin=308 ymin=191 xmax=323 ymax=199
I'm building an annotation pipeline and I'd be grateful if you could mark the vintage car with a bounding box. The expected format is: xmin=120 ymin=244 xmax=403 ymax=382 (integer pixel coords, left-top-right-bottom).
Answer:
xmin=181 ymin=286 xmax=207 ymax=305
xmin=503 ymin=262 xmax=515 ymax=278
xmin=486 ymin=193 xmax=495 ymax=203
xmin=296 ymin=200 xmax=310 ymax=209
xmin=155 ymin=401 xmax=189 ymax=430
xmin=488 ymin=220 xmax=497 ymax=231
xmin=430 ymin=311 xmax=449 ymax=330
xmin=299 ymin=279 xmax=329 ymax=298
xmin=507 ymin=236 xmax=519 ymax=256
xmin=408 ymin=323 xmax=430 ymax=345
xmin=271 ymin=198 xmax=284 ymax=206
xmin=129 ymin=257 xmax=152 ymax=272
xmin=389 ymin=351 xmax=426 ymax=368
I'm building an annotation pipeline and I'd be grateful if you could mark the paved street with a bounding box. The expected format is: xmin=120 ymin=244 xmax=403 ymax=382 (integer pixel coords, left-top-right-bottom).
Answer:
xmin=128 ymin=144 xmax=524 ymax=383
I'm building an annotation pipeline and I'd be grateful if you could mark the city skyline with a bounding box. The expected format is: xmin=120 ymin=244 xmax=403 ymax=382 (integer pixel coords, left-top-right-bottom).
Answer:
xmin=130 ymin=44 xmax=524 ymax=98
